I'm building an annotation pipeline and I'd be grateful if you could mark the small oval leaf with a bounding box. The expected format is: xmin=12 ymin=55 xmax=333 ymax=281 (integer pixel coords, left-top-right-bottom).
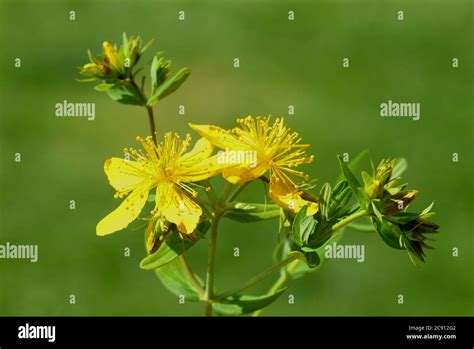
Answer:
xmin=140 ymin=220 xmax=210 ymax=270
xmin=213 ymin=288 xmax=287 ymax=316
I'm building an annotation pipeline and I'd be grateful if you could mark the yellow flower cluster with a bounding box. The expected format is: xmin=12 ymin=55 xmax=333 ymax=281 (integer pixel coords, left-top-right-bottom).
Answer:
xmin=79 ymin=34 xmax=150 ymax=81
xmin=97 ymin=116 xmax=318 ymax=236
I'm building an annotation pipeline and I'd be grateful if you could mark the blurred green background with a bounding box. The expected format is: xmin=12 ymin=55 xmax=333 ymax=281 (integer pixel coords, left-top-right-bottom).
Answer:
xmin=0 ymin=0 xmax=472 ymax=316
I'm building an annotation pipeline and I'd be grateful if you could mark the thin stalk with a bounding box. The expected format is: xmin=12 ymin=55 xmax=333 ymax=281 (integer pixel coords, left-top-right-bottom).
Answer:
xmin=252 ymin=272 xmax=288 ymax=317
xmin=204 ymin=213 xmax=222 ymax=316
xmin=227 ymin=182 xmax=249 ymax=203
xmin=202 ymin=180 xmax=218 ymax=205
xmin=219 ymin=182 xmax=234 ymax=203
xmin=130 ymin=78 xmax=157 ymax=144
xmin=252 ymin=210 xmax=368 ymax=316
xmin=348 ymin=222 xmax=375 ymax=233
xmin=180 ymin=254 xmax=204 ymax=297
xmin=146 ymin=106 xmax=157 ymax=144
xmin=331 ymin=210 xmax=367 ymax=232
xmin=217 ymin=255 xmax=296 ymax=300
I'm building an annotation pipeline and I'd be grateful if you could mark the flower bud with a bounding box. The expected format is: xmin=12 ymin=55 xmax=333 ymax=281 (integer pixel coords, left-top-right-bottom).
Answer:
xmin=103 ymin=41 xmax=123 ymax=74
xmin=375 ymin=159 xmax=394 ymax=186
xmin=145 ymin=215 xmax=172 ymax=254
xmin=384 ymin=189 xmax=418 ymax=215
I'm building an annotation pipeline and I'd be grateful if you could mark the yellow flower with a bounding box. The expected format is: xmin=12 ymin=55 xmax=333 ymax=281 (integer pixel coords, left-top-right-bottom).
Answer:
xmin=189 ymin=116 xmax=318 ymax=215
xmin=96 ymin=133 xmax=223 ymax=236
xmin=102 ymin=41 xmax=123 ymax=74
xmin=80 ymin=63 xmax=107 ymax=77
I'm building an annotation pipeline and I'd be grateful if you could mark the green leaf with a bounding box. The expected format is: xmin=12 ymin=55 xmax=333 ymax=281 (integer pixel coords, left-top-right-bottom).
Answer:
xmin=155 ymin=257 xmax=203 ymax=302
xmin=391 ymin=158 xmax=408 ymax=180
xmin=224 ymin=203 xmax=280 ymax=223
xmin=94 ymin=83 xmax=116 ymax=91
xmin=348 ymin=149 xmax=369 ymax=172
xmin=371 ymin=201 xmax=383 ymax=220
xmin=300 ymin=216 xmax=316 ymax=246
xmin=150 ymin=52 xmax=170 ymax=91
xmin=332 ymin=180 xmax=348 ymax=197
xmin=287 ymin=230 xmax=344 ymax=280
xmin=213 ymin=289 xmax=287 ymax=316
xmin=148 ymin=67 xmax=190 ymax=106
xmin=328 ymin=186 xmax=352 ymax=218
xmin=361 ymin=171 xmax=372 ymax=188
xmin=140 ymin=220 xmax=210 ymax=270
xmin=338 ymin=155 xmax=368 ymax=209
xmin=303 ymin=250 xmax=321 ymax=268
xmin=336 ymin=150 xmax=369 ymax=182
xmin=150 ymin=55 xmax=159 ymax=88
xmin=292 ymin=206 xmax=317 ymax=246
xmin=348 ymin=222 xmax=375 ymax=232
xmin=420 ymin=202 xmax=435 ymax=217
xmin=287 ymin=250 xmax=307 ymax=261
xmin=386 ymin=212 xmax=421 ymax=224
xmin=319 ymin=183 xmax=332 ymax=220
xmin=141 ymin=38 xmax=154 ymax=54
xmin=106 ymin=83 xmax=146 ymax=106
xmin=371 ymin=217 xmax=403 ymax=249
xmin=272 ymin=238 xmax=287 ymax=263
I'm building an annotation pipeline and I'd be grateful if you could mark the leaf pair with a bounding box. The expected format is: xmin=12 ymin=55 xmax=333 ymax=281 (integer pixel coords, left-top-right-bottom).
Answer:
xmin=224 ymin=202 xmax=281 ymax=223
xmin=290 ymin=206 xmax=326 ymax=268
xmin=338 ymin=155 xmax=370 ymax=210
xmin=140 ymin=220 xmax=210 ymax=270
xmin=319 ymin=181 xmax=352 ymax=221
xmin=148 ymin=53 xmax=190 ymax=107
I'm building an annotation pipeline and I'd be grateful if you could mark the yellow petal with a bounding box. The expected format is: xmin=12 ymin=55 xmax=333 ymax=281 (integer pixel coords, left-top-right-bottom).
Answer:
xmin=189 ymin=124 xmax=244 ymax=150
xmin=223 ymin=163 xmax=267 ymax=184
xmin=155 ymin=183 xmax=202 ymax=234
xmin=179 ymin=137 xmax=214 ymax=164
xmin=103 ymin=41 xmax=122 ymax=72
xmin=96 ymin=186 xmax=150 ymax=236
xmin=177 ymin=154 xmax=230 ymax=182
xmin=269 ymin=174 xmax=318 ymax=215
xmin=104 ymin=157 xmax=149 ymax=192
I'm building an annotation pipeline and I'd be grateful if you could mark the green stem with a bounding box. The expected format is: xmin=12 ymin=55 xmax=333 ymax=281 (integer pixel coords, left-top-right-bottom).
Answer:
xmin=348 ymin=222 xmax=375 ymax=233
xmin=227 ymin=182 xmax=249 ymax=203
xmin=193 ymin=196 xmax=212 ymax=219
xmin=202 ymin=180 xmax=218 ymax=205
xmin=180 ymin=254 xmax=204 ymax=297
xmin=252 ymin=210 xmax=368 ymax=316
xmin=217 ymin=256 xmax=296 ymax=300
xmin=204 ymin=213 xmax=222 ymax=316
xmin=146 ymin=106 xmax=157 ymax=144
xmin=248 ymin=210 xmax=368 ymax=317
xmin=252 ymin=259 xmax=299 ymax=317
xmin=252 ymin=271 xmax=289 ymax=317
xmin=331 ymin=210 xmax=367 ymax=232
xmin=130 ymin=78 xmax=157 ymax=144
xmin=219 ymin=182 xmax=234 ymax=202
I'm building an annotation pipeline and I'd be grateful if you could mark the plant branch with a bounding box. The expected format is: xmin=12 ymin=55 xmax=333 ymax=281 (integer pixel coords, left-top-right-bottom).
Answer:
xmin=219 ymin=182 xmax=234 ymax=203
xmin=202 ymin=180 xmax=218 ymax=205
xmin=227 ymin=182 xmax=249 ymax=203
xmin=252 ymin=258 xmax=300 ymax=317
xmin=216 ymin=255 xmax=297 ymax=300
xmin=204 ymin=212 xmax=222 ymax=316
xmin=146 ymin=106 xmax=157 ymax=144
xmin=130 ymin=78 xmax=157 ymax=144
xmin=331 ymin=210 xmax=367 ymax=232
xmin=179 ymin=254 xmax=204 ymax=297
